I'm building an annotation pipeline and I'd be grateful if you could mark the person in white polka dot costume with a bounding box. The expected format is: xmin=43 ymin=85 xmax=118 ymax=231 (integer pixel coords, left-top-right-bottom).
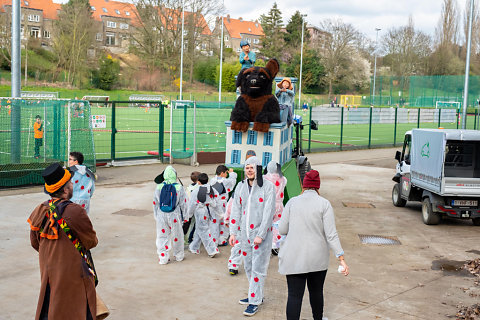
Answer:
xmin=228 ymin=156 xmax=276 ymax=316
xmin=68 ymin=151 xmax=95 ymax=215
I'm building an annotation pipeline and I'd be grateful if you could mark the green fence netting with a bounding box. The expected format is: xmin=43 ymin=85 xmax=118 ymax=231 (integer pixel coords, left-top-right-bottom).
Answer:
xmin=0 ymin=99 xmax=95 ymax=187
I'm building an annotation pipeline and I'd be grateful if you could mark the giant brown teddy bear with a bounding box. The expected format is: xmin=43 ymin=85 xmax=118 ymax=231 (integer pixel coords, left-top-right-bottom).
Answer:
xmin=230 ymin=59 xmax=280 ymax=133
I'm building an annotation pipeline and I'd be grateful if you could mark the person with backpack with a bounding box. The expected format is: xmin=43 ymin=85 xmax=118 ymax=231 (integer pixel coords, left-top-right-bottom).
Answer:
xmin=153 ymin=165 xmax=187 ymax=265
xmin=68 ymin=151 xmax=96 ymax=215
xmin=187 ymin=173 xmax=221 ymax=258
xmin=209 ymin=165 xmax=238 ymax=246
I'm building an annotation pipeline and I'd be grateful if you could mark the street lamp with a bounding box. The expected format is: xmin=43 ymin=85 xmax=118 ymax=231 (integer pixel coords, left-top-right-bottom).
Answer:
xmin=179 ymin=0 xmax=185 ymax=101
xmin=372 ymin=27 xmax=381 ymax=106
xmin=218 ymin=2 xmax=224 ymax=104
xmin=297 ymin=14 xmax=307 ymax=110
xmin=462 ymin=0 xmax=474 ymax=129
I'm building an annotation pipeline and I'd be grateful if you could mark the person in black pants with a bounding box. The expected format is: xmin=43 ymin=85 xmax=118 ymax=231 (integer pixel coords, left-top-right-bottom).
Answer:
xmin=278 ymin=170 xmax=349 ymax=320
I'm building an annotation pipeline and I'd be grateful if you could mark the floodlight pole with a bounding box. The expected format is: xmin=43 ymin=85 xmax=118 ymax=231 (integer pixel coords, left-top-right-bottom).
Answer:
xmin=372 ymin=28 xmax=381 ymax=106
xmin=11 ymin=0 xmax=21 ymax=163
xmin=179 ymin=0 xmax=185 ymax=101
xmin=297 ymin=14 xmax=307 ymax=110
xmin=218 ymin=2 xmax=224 ymax=103
xmin=462 ymin=0 xmax=474 ymax=129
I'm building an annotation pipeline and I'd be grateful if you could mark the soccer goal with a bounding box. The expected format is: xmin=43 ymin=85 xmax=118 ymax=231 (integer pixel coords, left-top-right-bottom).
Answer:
xmin=340 ymin=95 xmax=362 ymax=106
xmin=435 ymin=101 xmax=461 ymax=109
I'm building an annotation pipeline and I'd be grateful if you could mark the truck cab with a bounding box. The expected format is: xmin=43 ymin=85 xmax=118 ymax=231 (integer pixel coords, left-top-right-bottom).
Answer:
xmin=393 ymin=129 xmax=480 ymax=225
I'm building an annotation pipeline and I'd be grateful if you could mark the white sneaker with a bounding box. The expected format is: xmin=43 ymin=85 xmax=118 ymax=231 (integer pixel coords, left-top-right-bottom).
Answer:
xmin=175 ymin=255 xmax=184 ymax=262
xmin=208 ymin=248 xmax=220 ymax=258
xmin=189 ymin=248 xmax=199 ymax=254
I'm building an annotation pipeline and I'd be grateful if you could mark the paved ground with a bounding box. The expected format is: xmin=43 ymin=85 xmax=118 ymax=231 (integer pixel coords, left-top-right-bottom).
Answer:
xmin=1 ymin=147 xmax=479 ymax=320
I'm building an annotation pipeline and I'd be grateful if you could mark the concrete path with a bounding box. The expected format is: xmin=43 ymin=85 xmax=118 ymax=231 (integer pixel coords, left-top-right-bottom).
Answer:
xmin=1 ymin=147 xmax=479 ymax=319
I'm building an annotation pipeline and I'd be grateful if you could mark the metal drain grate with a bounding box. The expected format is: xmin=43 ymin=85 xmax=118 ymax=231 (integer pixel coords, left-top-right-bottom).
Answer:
xmin=343 ymin=202 xmax=376 ymax=208
xmin=111 ymin=209 xmax=151 ymax=217
xmin=358 ymin=234 xmax=401 ymax=245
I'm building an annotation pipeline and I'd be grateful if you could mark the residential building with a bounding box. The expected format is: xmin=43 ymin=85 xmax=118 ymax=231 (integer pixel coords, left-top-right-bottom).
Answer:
xmin=213 ymin=15 xmax=264 ymax=54
xmin=306 ymin=24 xmax=331 ymax=51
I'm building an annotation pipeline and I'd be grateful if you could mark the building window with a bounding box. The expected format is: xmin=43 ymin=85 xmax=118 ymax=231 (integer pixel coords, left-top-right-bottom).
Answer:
xmin=247 ymin=130 xmax=257 ymax=145
xmin=120 ymin=23 xmax=129 ymax=29
xmin=226 ymin=44 xmax=231 ymax=49
xmin=102 ymin=7 xmax=107 ymax=12
xmin=125 ymin=11 xmax=130 ymax=16
xmin=224 ymin=35 xmax=229 ymax=41
xmin=30 ymin=27 xmax=40 ymax=38
xmin=43 ymin=30 xmax=50 ymax=38
xmin=28 ymin=14 xmax=40 ymax=22
xmin=201 ymin=43 xmax=206 ymax=50
xmin=263 ymin=132 xmax=273 ymax=146
xmin=91 ymin=6 xmax=95 ymax=11
xmin=232 ymin=131 xmax=242 ymax=144
xmin=231 ymin=150 xmax=241 ymax=164
xmin=107 ymin=21 xmax=116 ymax=28
xmin=236 ymin=48 xmax=241 ymax=53
xmin=115 ymin=9 xmax=120 ymax=15
xmin=106 ymin=33 xmax=115 ymax=45
xmin=262 ymin=152 xmax=272 ymax=167
xmin=96 ymin=33 xmax=103 ymax=41
xmin=24 ymin=0 xmax=29 ymax=5
xmin=121 ymin=33 xmax=128 ymax=40
xmin=253 ymin=38 xmax=259 ymax=44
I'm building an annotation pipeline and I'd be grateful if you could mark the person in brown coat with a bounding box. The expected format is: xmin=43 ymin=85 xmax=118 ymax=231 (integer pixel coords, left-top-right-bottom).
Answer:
xmin=28 ymin=163 xmax=98 ymax=320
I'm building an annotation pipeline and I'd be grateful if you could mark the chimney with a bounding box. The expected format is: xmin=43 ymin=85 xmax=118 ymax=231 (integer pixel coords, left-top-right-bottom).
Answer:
xmin=227 ymin=14 xmax=230 ymax=23
xmin=239 ymin=17 xmax=243 ymax=22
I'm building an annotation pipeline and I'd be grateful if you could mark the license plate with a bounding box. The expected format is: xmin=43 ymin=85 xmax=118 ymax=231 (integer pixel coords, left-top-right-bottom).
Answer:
xmin=452 ymin=200 xmax=478 ymax=206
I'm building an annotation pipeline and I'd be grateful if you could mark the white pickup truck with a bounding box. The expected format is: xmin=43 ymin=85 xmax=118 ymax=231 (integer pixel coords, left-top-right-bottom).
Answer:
xmin=392 ymin=129 xmax=480 ymax=225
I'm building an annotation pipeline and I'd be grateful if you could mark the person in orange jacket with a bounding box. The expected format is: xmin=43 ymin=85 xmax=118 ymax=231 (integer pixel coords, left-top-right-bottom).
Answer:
xmin=33 ymin=115 xmax=43 ymax=159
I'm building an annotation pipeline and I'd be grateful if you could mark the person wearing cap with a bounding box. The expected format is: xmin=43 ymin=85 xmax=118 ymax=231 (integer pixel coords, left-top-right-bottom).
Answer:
xmin=278 ymin=170 xmax=349 ymax=320
xmin=27 ymin=163 xmax=98 ymax=319
xmin=153 ymin=165 xmax=187 ymax=264
xmin=263 ymin=160 xmax=287 ymax=255
xmin=275 ymin=77 xmax=295 ymax=126
xmin=239 ymin=39 xmax=256 ymax=70
xmin=228 ymin=156 xmax=276 ymax=316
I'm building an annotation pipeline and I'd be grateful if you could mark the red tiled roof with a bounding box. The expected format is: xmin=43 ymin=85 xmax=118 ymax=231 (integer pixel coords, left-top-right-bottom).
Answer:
xmin=223 ymin=16 xmax=263 ymax=39
xmin=0 ymin=0 xmax=60 ymax=19
xmin=88 ymin=0 xmax=135 ymax=22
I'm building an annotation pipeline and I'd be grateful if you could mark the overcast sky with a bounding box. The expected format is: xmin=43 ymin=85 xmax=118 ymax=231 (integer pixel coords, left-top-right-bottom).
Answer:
xmin=224 ymin=0 xmax=470 ymax=41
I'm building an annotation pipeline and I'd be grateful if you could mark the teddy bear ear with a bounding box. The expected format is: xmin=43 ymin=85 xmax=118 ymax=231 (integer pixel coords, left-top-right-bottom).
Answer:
xmin=265 ymin=59 xmax=279 ymax=78
xmin=236 ymin=69 xmax=245 ymax=88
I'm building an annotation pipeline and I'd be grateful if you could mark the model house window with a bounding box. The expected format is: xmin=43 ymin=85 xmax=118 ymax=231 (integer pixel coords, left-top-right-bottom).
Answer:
xmin=232 ymin=131 xmax=242 ymax=144
xmin=107 ymin=21 xmax=116 ymax=28
xmin=247 ymin=130 xmax=257 ymax=145
xmin=106 ymin=33 xmax=115 ymax=45
xmin=28 ymin=14 xmax=40 ymax=22
xmin=120 ymin=23 xmax=129 ymax=29
xmin=263 ymin=132 xmax=273 ymax=146
xmin=280 ymin=150 xmax=283 ymax=165
xmin=115 ymin=9 xmax=120 ymax=15
xmin=231 ymin=150 xmax=241 ymax=164
xmin=43 ymin=30 xmax=50 ymax=38
xmin=30 ymin=27 xmax=40 ymax=38
xmin=96 ymin=33 xmax=103 ymax=41
xmin=91 ymin=6 xmax=95 ymax=11
xmin=262 ymin=152 xmax=272 ymax=167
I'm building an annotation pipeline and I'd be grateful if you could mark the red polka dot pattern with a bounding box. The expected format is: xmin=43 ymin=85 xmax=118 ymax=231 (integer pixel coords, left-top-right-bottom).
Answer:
xmin=259 ymin=198 xmax=263 ymax=202
xmin=251 ymin=293 xmax=255 ymax=298
xmin=254 ymin=277 xmax=259 ymax=282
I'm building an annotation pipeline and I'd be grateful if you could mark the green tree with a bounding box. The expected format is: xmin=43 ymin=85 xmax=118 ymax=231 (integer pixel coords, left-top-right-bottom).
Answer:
xmin=92 ymin=55 xmax=120 ymax=90
xmin=259 ymin=3 xmax=284 ymax=59
xmin=284 ymin=11 xmax=310 ymax=49
xmin=215 ymin=62 xmax=241 ymax=92
xmin=285 ymin=49 xmax=325 ymax=93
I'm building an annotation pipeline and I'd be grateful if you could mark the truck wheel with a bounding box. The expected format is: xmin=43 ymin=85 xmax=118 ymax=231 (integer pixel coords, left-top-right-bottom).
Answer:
xmin=392 ymin=183 xmax=407 ymax=207
xmin=298 ymin=160 xmax=311 ymax=183
xmin=472 ymin=218 xmax=480 ymax=226
xmin=422 ymin=198 xmax=441 ymax=225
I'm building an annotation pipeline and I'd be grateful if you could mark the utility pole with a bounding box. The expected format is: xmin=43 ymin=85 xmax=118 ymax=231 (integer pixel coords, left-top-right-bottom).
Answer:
xmin=11 ymin=0 xmax=21 ymax=163
xmin=218 ymin=2 xmax=224 ymax=104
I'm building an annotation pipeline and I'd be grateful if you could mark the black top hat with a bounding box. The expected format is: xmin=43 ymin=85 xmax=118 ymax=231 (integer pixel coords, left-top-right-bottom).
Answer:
xmin=42 ymin=163 xmax=71 ymax=194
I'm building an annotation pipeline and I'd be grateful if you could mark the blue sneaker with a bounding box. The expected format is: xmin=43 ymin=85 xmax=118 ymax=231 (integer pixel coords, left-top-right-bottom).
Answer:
xmin=243 ymin=304 xmax=259 ymax=316
xmin=239 ymin=298 xmax=249 ymax=305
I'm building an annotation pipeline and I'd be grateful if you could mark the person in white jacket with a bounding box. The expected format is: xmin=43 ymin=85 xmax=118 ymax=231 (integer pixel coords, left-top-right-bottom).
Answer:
xmin=153 ymin=166 xmax=187 ymax=265
xmin=278 ymin=170 xmax=349 ymax=320
xmin=229 ymin=156 xmax=276 ymax=317
xmin=209 ymin=165 xmax=238 ymax=246
xmin=187 ymin=173 xmax=221 ymax=257
xmin=69 ymin=152 xmax=95 ymax=214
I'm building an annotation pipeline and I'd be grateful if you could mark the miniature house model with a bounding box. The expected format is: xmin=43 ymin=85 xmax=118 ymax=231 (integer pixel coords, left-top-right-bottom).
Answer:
xmin=225 ymin=122 xmax=293 ymax=167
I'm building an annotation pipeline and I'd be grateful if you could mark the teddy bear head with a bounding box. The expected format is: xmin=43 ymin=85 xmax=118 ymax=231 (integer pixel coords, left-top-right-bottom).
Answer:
xmin=236 ymin=59 xmax=279 ymax=98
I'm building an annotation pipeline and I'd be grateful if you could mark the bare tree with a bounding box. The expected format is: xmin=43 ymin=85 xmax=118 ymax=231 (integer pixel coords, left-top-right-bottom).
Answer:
xmin=381 ymin=16 xmax=432 ymax=77
xmin=0 ymin=13 xmax=12 ymax=65
xmin=464 ymin=0 xmax=480 ymax=53
xmin=52 ymin=0 xmax=96 ymax=85
xmin=436 ymin=0 xmax=460 ymax=46
xmin=318 ymin=19 xmax=361 ymax=97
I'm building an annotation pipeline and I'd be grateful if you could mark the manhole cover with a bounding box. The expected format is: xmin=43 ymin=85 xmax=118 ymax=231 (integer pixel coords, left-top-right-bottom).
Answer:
xmin=343 ymin=202 xmax=376 ymax=208
xmin=111 ymin=209 xmax=151 ymax=217
xmin=358 ymin=234 xmax=401 ymax=245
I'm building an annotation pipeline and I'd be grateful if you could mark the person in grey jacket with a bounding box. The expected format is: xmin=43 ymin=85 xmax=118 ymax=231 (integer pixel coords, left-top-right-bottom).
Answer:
xmin=278 ymin=170 xmax=349 ymax=320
